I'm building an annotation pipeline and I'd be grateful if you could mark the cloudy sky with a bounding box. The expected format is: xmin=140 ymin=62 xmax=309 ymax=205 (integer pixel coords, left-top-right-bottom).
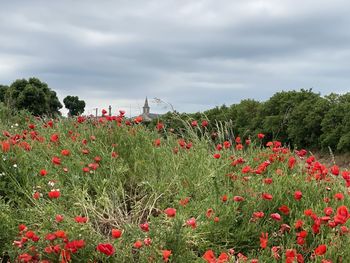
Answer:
xmin=1 ymin=0 xmax=350 ymax=116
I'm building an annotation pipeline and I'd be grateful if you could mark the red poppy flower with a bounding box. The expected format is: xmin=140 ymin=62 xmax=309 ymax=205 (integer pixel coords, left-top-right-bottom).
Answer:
xmin=111 ymin=229 xmax=122 ymax=238
xmin=186 ymin=217 xmax=197 ymax=229
xmin=133 ymin=240 xmax=143 ymax=249
xmin=55 ymin=214 xmax=64 ymax=223
xmin=156 ymin=122 xmax=164 ymax=130
xmin=262 ymin=193 xmax=273 ymax=200
xmin=75 ymin=216 xmax=88 ymax=223
xmin=96 ymin=243 xmax=115 ymax=256
xmin=242 ymin=166 xmax=251 ymax=173
xmin=260 ymin=232 xmax=268 ymax=249
xmin=179 ymin=197 xmax=190 ymax=207
xmin=288 ymin=157 xmax=296 ymax=169
xmin=213 ymin=153 xmax=221 ymax=159
xmin=18 ymin=224 xmax=27 ymax=232
xmin=45 ymin=233 xmax=57 ymax=241
xmin=52 ymin=156 xmax=61 ymax=165
xmin=201 ymin=120 xmax=208 ymax=127
xmin=337 ymin=205 xmax=349 ymax=218
xmin=334 ymin=193 xmax=344 ymax=200
xmin=140 ymin=222 xmax=149 ymax=232
xmin=50 ymin=134 xmax=59 ymax=143
xmin=55 ymin=230 xmax=66 ymax=239
xmin=206 ymin=208 xmax=214 ymax=218
xmin=235 ymin=137 xmax=241 ymax=144
xmin=33 ymin=192 xmax=40 ymax=200
xmin=223 ymin=141 xmax=231 ymax=148
xmin=61 ymin=149 xmax=70 ymax=156
xmin=202 ymin=250 xmax=229 ymax=263
xmin=314 ymin=244 xmax=327 ymax=256
xmin=144 ymin=237 xmax=152 ymax=246
xmin=279 ymin=205 xmax=290 ymax=215
xmin=203 ymin=250 xmax=216 ymax=263
xmin=1 ymin=141 xmax=10 ymax=152
xmin=154 ymin=138 xmax=161 ymax=147
xmin=258 ymin=133 xmax=265 ymax=139
xmin=263 ymin=178 xmax=273 ymax=184
xmin=270 ymin=213 xmax=281 ymax=221
xmin=25 ymin=230 xmax=35 ymax=238
xmin=221 ymin=195 xmax=228 ymax=202
xmin=65 ymin=239 xmax=85 ymax=252
xmin=48 ymin=189 xmax=60 ymax=199
xmin=335 ymin=205 xmax=349 ymax=224
xmin=324 ymin=207 xmax=333 ymax=216
xmin=236 ymin=144 xmax=243 ymax=150
xmin=18 ymin=253 xmax=32 ymax=262
xmin=233 ymin=196 xmax=244 ymax=202
xmin=253 ymin=211 xmax=264 ymax=219
xmin=164 ymin=208 xmax=176 ymax=218
xmin=295 ymin=219 xmax=304 ymax=229
xmin=40 ymin=169 xmax=48 ymax=176
xmin=331 ymin=165 xmax=339 ymax=176
xmin=134 ymin=116 xmax=143 ymax=124
xmin=162 ymin=250 xmax=172 ymax=262
xmin=294 ymin=191 xmax=302 ymax=200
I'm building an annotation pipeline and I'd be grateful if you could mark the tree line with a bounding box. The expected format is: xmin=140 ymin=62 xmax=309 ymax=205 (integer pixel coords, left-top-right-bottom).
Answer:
xmin=0 ymin=78 xmax=85 ymax=117
xmin=1 ymin=78 xmax=349 ymax=152
xmin=151 ymin=89 xmax=350 ymax=153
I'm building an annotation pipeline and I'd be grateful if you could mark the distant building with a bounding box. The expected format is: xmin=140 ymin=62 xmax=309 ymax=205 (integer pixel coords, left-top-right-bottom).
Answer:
xmin=140 ymin=97 xmax=160 ymax=122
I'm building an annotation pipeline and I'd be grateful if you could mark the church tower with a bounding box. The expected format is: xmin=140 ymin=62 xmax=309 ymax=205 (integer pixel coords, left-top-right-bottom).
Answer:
xmin=143 ymin=97 xmax=150 ymax=115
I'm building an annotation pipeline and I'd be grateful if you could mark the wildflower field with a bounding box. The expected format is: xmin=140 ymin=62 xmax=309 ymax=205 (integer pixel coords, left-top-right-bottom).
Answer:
xmin=0 ymin=112 xmax=350 ymax=262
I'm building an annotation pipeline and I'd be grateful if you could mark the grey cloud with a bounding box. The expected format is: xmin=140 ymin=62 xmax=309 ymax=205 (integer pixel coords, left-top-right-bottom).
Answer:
xmin=1 ymin=0 xmax=350 ymax=116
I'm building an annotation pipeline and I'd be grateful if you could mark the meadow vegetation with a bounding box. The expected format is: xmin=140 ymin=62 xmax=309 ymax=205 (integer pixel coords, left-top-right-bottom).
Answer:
xmin=0 ymin=108 xmax=350 ymax=262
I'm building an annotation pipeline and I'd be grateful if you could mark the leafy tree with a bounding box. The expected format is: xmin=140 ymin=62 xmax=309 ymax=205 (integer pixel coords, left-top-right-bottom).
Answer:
xmin=231 ymin=99 xmax=262 ymax=137
xmin=6 ymin=78 xmax=62 ymax=116
xmin=0 ymin=85 xmax=8 ymax=103
xmin=321 ymin=93 xmax=350 ymax=152
xmin=63 ymin=95 xmax=86 ymax=116
xmin=287 ymin=92 xmax=328 ymax=149
xmin=261 ymin=89 xmax=318 ymax=144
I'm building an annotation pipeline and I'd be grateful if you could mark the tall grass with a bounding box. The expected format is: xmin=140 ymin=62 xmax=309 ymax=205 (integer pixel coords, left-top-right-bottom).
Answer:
xmin=0 ymin=114 xmax=349 ymax=262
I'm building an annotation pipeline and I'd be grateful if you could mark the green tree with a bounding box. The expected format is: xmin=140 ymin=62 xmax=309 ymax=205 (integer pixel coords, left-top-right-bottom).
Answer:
xmin=231 ymin=99 xmax=262 ymax=137
xmin=6 ymin=78 xmax=62 ymax=116
xmin=321 ymin=93 xmax=350 ymax=152
xmin=63 ymin=95 xmax=86 ymax=116
xmin=287 ymin=92 xmax=328 ymax=149
xmin=0 ymin=85 xmax=8 ymax=103
xmin=261 ymin=89 xmax=318 ymax=145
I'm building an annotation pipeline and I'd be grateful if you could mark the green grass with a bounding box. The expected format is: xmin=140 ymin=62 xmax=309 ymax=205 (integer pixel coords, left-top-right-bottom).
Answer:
xmin=0 ymin=114 xmax=349 ymax=262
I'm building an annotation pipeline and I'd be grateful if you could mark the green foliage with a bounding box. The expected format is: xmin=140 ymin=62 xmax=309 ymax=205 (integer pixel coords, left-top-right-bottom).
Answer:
xmin=0 ymin=116 xmax=349 ymax=262
xmin=0 ymin=198 xmax=16 ymax=253
xmin=5 ymin=78 xmax=62 ymax=116
xmin=0 ymin=85 xmax=8 ymax=103
xmin=321 ymin=93 xmax=350 ymax=152
xmin=153 ymin=89 xmax=350 ymax=153
xmin=63 ymin=95 xmax=86 ymax=116
xmin=230 ymin=99 xmax=262 ymax=137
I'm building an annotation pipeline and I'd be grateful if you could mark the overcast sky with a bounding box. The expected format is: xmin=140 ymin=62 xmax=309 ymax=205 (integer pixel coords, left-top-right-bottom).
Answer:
xmin=1 ymin=0 xmax=350 ymax=116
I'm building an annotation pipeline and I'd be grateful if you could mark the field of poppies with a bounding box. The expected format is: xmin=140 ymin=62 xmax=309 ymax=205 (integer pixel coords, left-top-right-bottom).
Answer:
xmin=0 ymin=111 xmax=350 ymax=262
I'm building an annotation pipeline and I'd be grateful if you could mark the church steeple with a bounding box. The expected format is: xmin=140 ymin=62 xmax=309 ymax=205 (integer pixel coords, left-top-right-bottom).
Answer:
xmin=143 ymin=97 xmax=150 ymax=114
